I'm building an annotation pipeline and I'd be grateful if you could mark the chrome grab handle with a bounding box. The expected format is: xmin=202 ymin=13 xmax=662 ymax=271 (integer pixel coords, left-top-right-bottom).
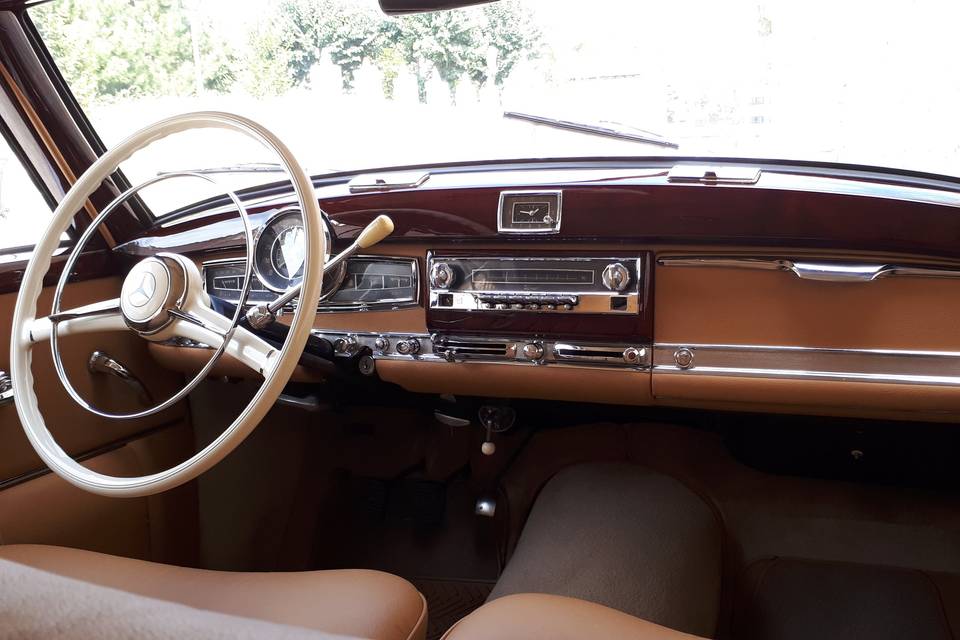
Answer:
xmin=658 ymin=257 xmax=960 ymax=282
xmin=87 ymin=351 xmax=154 ymax=406
xmin=788 ymin=262 xmax=889 ymax=282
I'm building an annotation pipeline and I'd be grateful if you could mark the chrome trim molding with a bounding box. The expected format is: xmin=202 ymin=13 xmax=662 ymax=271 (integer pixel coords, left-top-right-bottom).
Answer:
xmin=657 ymin=256 xmax=960 ymax=282
xmin=653 ymin=343 xmax=960 ymax=387
xmin=312 ymin=330 xmax=651 ymax=370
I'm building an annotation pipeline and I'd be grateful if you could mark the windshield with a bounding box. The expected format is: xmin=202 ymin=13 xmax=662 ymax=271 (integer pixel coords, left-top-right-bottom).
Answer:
xmin=30 ymin=0 xmax=960 ymax=215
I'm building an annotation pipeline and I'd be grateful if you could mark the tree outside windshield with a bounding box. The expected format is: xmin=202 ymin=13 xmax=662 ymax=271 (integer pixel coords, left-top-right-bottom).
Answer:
xmin=30 ymin=0 xmax=960 ymax=216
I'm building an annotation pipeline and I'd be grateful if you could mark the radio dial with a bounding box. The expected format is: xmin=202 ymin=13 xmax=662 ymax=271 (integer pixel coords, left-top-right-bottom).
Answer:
xmin=430 ymin=262 xmax=456 ymax=289
xmin=602 ymin=262 xmax=630 ymax=292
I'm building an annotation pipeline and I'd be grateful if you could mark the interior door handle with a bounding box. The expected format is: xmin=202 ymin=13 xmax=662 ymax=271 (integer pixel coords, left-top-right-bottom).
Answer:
xmin=88 ymin=351 xmax=154 ymax=406
xmin=0 ymin=370 xmax=13 ymax=406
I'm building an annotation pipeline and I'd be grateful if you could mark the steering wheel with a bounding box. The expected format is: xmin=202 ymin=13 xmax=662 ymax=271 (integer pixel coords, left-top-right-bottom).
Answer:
xmin=9 ymin=112 xmax=325 ymax=498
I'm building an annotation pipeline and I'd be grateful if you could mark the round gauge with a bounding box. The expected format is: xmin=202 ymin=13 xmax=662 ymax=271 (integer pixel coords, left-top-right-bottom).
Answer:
xmin=253 ymin=208 xmax=345 ymax=299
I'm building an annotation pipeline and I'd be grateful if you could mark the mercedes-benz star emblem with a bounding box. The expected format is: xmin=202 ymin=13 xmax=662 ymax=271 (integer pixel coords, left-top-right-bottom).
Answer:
xmin=128 ymin=272 xmax=157 ymax=308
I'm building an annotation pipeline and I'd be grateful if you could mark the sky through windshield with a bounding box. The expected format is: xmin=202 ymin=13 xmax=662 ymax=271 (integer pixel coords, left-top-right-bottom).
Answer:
xmin=30 ymin=0 xmax=960 ymax=215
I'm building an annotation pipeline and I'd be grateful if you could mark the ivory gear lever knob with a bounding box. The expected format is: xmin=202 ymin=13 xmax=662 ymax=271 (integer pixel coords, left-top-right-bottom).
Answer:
xmin=356 ymin=215 xmax=395 ymax=249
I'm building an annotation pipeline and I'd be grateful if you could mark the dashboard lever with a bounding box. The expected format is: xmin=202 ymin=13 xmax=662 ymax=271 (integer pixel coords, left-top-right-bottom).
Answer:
xmin=276 ymin=392 xmax=327 ymax=412
xmin=88 ymin=351 xmax=153 ymax=406
xmin=246 ymin=215 xmax=395 ymax=329
xmin=434 ymin=410 xmax=471 ymax=427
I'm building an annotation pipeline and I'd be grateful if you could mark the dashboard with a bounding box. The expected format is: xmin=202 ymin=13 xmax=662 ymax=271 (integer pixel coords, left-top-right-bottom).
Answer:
xmin=119 ymin=160 xmax=960 ymax=423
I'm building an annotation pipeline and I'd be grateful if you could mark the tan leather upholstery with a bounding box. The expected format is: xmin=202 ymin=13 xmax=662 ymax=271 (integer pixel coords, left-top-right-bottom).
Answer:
xmin=0 ymin=545 xmax=427 ymax=640
xmin=442 ymin=594 xmax=705 ymax=640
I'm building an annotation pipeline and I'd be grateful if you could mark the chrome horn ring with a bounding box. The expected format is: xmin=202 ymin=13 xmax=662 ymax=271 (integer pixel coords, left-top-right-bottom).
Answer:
xmin=49 ymin=171 xmax=254 ymax=420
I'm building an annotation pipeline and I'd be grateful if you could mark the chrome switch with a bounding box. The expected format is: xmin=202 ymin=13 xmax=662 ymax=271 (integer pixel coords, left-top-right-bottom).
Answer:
xmin=521 ymin=343 xmax=544 ymax=361
xmin=396 ymin=338 xmax=421 ymax=356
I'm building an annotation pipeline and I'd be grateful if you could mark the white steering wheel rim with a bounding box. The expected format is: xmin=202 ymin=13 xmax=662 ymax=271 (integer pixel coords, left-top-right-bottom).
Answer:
xmin=9 ymin=111 xmax=325 ymax=497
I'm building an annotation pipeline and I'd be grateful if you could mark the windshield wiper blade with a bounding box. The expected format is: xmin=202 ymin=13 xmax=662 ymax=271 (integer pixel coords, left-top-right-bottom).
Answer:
xmin=156 ymin=162 xmax=287 ymax=176
xmin=504 ymin=111 xmax=679 ymax=149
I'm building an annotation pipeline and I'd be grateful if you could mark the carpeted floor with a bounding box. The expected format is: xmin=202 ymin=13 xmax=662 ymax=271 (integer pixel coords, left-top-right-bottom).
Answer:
xmin=410 ymin=578 xmax=494 ymax=640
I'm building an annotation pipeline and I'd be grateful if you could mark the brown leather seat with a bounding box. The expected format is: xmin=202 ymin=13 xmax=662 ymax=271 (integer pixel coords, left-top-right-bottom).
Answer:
xmin=0 ymin=544 xmax=427 ymax=640
xmin=443 ymin=594 xmax=706 ymax=640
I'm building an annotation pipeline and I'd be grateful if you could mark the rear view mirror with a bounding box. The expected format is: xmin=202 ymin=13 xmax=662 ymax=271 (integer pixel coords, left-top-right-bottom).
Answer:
xmin=379 ymin=0 xmax=497 ymax=15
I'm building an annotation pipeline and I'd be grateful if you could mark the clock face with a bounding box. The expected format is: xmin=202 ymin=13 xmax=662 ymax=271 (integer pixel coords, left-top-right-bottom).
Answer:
xmin=511 ymin=201 xmax=553 ymax=225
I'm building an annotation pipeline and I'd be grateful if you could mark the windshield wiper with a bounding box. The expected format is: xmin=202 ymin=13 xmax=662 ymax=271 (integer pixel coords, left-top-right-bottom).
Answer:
xmin=156 ymin=162 xmax=287 ymax=176
xmin=504 ymin=111 xmax=679 ymax=150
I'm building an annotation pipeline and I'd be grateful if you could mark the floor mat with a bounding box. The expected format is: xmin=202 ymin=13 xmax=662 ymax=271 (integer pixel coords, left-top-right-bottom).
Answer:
xmin=411 ymin=578 xmax=494 ymax=640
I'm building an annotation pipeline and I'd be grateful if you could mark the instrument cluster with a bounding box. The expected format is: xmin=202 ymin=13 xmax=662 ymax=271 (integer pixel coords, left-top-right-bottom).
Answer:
xmin=202 ymin=208 xmax=418 ymax=311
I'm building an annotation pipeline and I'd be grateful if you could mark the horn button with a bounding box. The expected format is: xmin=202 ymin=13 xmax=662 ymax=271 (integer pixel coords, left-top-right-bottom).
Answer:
xmin=119 ymin=256 xmax=187 ymax=334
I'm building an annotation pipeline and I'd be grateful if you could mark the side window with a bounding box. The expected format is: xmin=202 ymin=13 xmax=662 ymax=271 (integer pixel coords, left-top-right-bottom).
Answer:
xmin=0 ymin=133 xmax=56 ymax=254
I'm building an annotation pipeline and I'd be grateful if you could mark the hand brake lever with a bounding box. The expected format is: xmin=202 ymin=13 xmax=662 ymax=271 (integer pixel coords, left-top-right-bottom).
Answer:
xmin=246 ymin=214 xmax=395 ymax=329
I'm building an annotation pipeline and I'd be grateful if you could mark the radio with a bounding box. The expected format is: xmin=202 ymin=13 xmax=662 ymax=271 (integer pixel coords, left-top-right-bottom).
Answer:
xmin=427 ymin=255 xmax=641 ymax=315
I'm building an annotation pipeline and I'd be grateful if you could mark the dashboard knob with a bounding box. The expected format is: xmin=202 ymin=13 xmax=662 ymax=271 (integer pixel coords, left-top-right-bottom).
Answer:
xmin=334 ymin=335 xmax=359 ymax=355
xmin=396 ymin=338 xmax=421 ymax=356
xmin=622 ymin=347 xmax=643 ymax=365
xmin=602 ymin=262 xmax=631 ymax=292
xmin=429 ymin=262 xmax=456 ymax=289
xmin=521 ymin=343 xmax=544 ymax=361
xmin=373 ymin=336 xmax=390 ymax=353
xmin=674 ymin=347 xmax=695 ymax=369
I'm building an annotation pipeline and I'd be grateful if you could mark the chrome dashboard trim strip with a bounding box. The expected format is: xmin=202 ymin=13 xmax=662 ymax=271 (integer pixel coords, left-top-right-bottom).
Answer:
xmin=653 ymin=343 xmax=960 ymax=387
xmin=311 ymin=330 xmax=651 ymax=370
xmin=657 ymin=256 xmax=960 ymax=282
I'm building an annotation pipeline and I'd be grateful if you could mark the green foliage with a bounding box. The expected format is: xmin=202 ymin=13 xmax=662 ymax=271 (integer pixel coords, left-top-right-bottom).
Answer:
xmin=31 ymin=0 xmax=229 ymax=105
xmin=480 ymin=2 xmax=541 ymax=87
xmin=388 ymin=1 xmax=541 ymax=103
xmin=259 ymin=0 xmax=389 ymax=92
xmin=31 ymin=0 xmax=543 ymax=105
xmin=392 ymin=9 xmax=481 ymax=103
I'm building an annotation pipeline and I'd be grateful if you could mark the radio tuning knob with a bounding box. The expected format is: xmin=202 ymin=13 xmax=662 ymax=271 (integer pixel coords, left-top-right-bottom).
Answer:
xmin=429 ymin=262 xmax=456 ymax=289
xmin=602 ymin=262 xmax=630 ymax=292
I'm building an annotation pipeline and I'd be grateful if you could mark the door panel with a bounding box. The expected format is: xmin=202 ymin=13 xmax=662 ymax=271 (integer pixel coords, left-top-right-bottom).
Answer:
xmin=0 ymin=274 xmax=199 ymax=565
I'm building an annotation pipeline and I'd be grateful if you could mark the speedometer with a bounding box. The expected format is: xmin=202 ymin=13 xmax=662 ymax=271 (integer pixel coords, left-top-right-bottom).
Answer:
xmin=253 ymin=207 xmax=343 ymax=297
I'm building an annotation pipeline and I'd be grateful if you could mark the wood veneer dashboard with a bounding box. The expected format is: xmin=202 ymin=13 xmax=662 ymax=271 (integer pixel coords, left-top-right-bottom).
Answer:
xmin=121 ymin=161 xmax=960 ymax=423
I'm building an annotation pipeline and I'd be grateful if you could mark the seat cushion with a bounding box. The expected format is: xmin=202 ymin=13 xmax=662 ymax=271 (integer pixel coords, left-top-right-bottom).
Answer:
xmin=0 ymin=558 xmax=352 ymax=639
xmin=0 ymin=544 xmax=426 ymax=640
xmin=735 ymin=557 xmax=954 ymax=640
xmin=442 ymin=594 xmax=706 ymax=640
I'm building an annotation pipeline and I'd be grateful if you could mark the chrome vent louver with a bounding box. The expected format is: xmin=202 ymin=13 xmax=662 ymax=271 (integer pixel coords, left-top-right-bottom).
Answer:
xmin=553 ymin=344 xmax=645 ymax=365
xmin=433 ymin=337 xmax=511 ymax=361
